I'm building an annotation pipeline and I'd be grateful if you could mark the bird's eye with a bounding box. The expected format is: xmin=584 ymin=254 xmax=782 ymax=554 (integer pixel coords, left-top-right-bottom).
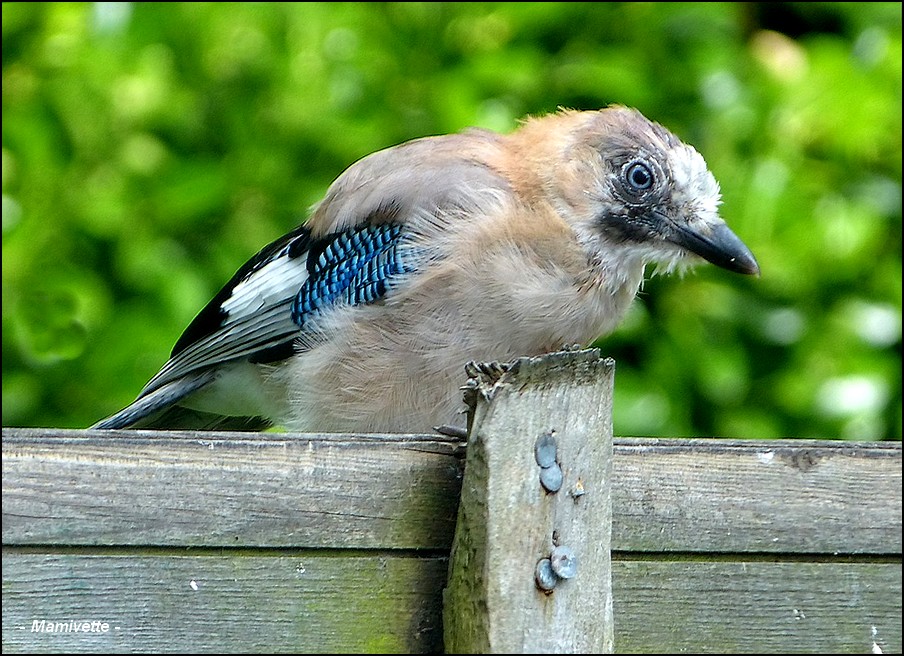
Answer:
xmin=625 ymin=161 xmax=654 ymax=191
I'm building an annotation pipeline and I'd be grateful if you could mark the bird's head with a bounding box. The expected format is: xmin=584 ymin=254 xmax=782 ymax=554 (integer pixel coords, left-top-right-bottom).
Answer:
xmin=532 ymin=107 xmax=759 ymax=279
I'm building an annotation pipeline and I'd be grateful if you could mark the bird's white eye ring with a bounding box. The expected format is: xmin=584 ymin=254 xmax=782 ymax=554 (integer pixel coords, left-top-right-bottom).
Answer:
xmin=625 ymin=161 xmax=654 ymax=191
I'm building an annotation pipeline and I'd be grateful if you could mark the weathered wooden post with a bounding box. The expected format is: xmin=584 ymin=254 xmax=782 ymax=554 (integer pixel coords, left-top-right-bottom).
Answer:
xmin=443 ymin=349 xmax=615 ymax=653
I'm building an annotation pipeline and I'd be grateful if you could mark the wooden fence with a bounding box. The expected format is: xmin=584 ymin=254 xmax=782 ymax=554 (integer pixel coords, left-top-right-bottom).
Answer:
xmin=2 ymin=350 xmax=901 ymax=653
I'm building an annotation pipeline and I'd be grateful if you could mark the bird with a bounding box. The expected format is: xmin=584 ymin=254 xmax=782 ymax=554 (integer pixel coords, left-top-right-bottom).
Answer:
xmin=92 ymin=106 xmax=759 ymax=434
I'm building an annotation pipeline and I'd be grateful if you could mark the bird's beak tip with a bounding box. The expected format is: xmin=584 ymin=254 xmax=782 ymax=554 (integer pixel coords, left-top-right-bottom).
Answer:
xmin=729 ymin=251 xmax=761 ymax=277
xmin=670 ymin=219 xmax=760 ymax=278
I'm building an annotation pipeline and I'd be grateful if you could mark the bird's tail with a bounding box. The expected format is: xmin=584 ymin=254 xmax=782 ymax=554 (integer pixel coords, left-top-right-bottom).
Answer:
xmin=90 ymin=371 xmax=269 ymax=431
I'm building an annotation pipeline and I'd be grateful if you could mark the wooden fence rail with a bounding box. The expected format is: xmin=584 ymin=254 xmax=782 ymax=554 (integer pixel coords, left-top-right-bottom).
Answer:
xmin=2 ymin=351 xmax=901 ymax=653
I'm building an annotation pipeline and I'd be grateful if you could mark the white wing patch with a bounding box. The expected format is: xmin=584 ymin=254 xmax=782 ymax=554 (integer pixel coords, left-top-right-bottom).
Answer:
xmin=142 ymin=244 xmax=310 ymax=396
xmin=222 ymin=246 xmax=310 ymax=319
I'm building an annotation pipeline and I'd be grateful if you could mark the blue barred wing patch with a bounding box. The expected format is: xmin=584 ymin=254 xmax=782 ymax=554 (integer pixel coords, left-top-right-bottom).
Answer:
xmin=291 ymin=223 xmax=411 ymax=327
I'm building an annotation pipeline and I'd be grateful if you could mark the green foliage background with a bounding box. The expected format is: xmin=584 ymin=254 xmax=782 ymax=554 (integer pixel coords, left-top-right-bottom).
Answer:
xmin=2 ymin=2 xmax=901 ymax=440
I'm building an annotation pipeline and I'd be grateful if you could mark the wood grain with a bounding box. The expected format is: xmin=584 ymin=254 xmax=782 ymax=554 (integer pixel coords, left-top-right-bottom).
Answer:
xmin=443 ymin=351 xmax=615 ymax=653
xmin=2 ymin=429 xmax=464 ymax=549
xmin=613 ymin=559 xmax=902 ymax=653
xmin=3 ymin=551 xmax=899 ymax=653
xmin=1 ymin=550 xmax=447 ymax=654
xmin=2 ymin=426 xmax=901 ymax=653
xmin=3 ymin=430 xmax=899 ymax=555
xmin=612 ymin=438 xmax=902 ymax=555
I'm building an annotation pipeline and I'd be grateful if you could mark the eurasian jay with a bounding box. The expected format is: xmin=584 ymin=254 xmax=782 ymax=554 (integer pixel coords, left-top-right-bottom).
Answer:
xmin=93 ymin=106 xmax=759 ymax=433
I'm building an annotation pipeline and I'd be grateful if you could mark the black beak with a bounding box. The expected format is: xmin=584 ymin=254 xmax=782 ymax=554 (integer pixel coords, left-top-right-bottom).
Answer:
xmin=669 ymin=220 xmax=760 ymax=276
